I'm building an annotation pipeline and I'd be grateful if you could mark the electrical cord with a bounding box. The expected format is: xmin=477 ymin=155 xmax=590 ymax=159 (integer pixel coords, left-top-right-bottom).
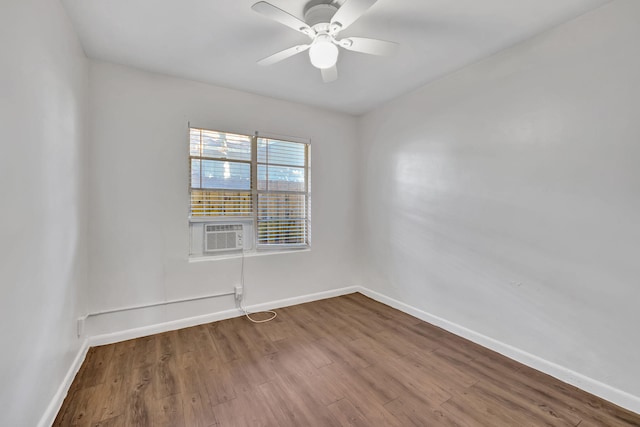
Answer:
xmin=238 ymin=250 xmax=277 ymax=323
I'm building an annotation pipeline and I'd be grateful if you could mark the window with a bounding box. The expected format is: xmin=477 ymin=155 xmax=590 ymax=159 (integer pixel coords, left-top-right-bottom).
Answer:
xmin=189 ymin=129 xmax=253 ymax=217
xmin=189 ymin=127 xmax=311 ymax=253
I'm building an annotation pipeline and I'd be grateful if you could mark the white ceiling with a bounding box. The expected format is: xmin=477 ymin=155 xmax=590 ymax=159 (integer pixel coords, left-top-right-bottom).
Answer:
xmin=61 ymin=0 xmax=610 ymax=115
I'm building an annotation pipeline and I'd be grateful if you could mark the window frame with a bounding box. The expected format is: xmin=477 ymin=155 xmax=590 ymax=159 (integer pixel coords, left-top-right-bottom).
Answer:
xmin=256 ymin=136 xmax=311 ymax=249
xmin=188 ymin=126 xmax=311 ymax=254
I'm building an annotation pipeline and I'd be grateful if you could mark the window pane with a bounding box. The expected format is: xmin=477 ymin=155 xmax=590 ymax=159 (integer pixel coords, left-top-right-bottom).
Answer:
xmin=199 ymin=160 xmax=250 ymax=190
xmin=191 ymin=159 xmax=201 ymax=188
xmin=190 ymin=190 xmax=252 ymax=217
xmin=258 ymin=165 xmax=305 ymax=191
xmin=201 ymin=130 xmax=251 ymax=160
xmin=190 ymin=128 xmax=201 ymax=156
xmin=258 ymin=138 xmax=305 ymax=166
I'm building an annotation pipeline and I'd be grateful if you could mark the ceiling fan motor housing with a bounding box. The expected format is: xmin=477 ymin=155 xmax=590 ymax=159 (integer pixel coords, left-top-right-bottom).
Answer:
xmin=304 ymin=3 xmax=338 ymax=28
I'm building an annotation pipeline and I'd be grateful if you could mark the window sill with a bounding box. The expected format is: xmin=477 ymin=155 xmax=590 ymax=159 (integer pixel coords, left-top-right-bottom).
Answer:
xmin=189 ymin=216 xmax=253 ymax=223
xmin=188 ymin=248 xmax=310 ymax=263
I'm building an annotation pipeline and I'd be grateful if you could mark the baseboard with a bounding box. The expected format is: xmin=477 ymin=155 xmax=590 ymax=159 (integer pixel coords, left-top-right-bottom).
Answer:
xmin=37 ymin=338 xmax=90 ymax=427
xmin=89 ymin=285 xmax=359 ymax=347
xmin=356 ymin=286 xmax=640 ymax=415
xmin=241 ymin=285 xmax=360 ymax=314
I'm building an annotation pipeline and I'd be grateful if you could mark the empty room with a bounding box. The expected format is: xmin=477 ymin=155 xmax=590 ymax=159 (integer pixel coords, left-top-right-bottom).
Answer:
xmin=2 ymin=0 xmax=640 ymax=425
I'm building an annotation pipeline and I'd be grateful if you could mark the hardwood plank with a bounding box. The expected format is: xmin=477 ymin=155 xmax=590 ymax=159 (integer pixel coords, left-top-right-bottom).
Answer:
xmin=66 ymin=385 xmax=101 ymax=427
xmin=177 ymin=351 xmax=216 ymax=407
xmin=181 ymin=392 xmax=215 ymax=427
xmin=256 ymin=313 xmax=298 ymax=342
xmin=153 ymin=332 xmax=180 ymax=400
xmin=213 ymin=387 xmax=279 ymax=427
xmin=279 ymin=303 xmax=316 ymax=323
xmin=441 ymin=389 xmax=520 ymax=426
xmin=236 ymin=322 xmax=279 ymax=355
xmin=433 ymin=405 xmax=481 ymax=427
xmin=227 ymin=351 xmax=277 ymax=395
xmin=343 ymin=293 xmax=422 ymax=328
xmin=269 ymin=373 xmax=339 ymax=425
xmin=522 ymin=366 xmax=640 ymax=426
xmin=385 ymin=394 xmax=464 ymax=427
xmin=176 ymin=327 xmax=199 ymax=355
xmin=277 ymin=313 xmax=319 ymax=342
xmin=433 ymin=349 xmax=584 ymax=425
xmin=91 ymin=374 xmax=127 ymax=422
xmin=206 ymin=322 xmax=244 ymax=363
xmin=77 ymin=345 xmax=114 ymax=389
xmin=131 ymin=335 xmax=157 ymax=370
xmin=349 ymin=335 xmax=407 ymax=362
xmin=154 ymin=394 xmax=186 ymax=427
xmin=202 ymin=363 xmax=237 ymax=405
xmin=267 ymin=338 xmax=325 ymax=378
xmin=317 ymin=337 xmax=372 ymax=369
xmin=258 ymin=379 xmax=317 ymax=426
xmin=405 ymin=350 xmax=479 ymax=392
xmin=373 ymin=328 xmax=434 ymax=357
xmin=321 ymin=361 xmax=398 ymax=408
xmin=313 ymin=315 xmax=365 ymax=343
xmin=470 ymin=379 xmax=576 ymax=426
xmin=104 ymin=339 xmax=135 ymax=381
xmin=293 ymin=336 xmax=335 ymax=369
xmin=90 ymin=415 xmax=123 ymax=427
xmin=52 ymin=389 xmax=77 ymax=426
xmin=327 ymin=398 xmax=370 ymax=427
xmin=382 ymin=353 xmax=453 ymax=406
xmin=469 ymin=354 xmax=629 ymax=426
xmin=123 ymin=366 xmax=154 ymax=426
xmin=344 ymin=392 xmax=404 ymax=427
xmin=287 ymin=369 xmax=344 ymax=407
xmin=355 ymin=363 xmax=407 ymax=404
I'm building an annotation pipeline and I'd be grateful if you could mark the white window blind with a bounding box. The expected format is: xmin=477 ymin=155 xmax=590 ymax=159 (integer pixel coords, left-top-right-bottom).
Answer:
xmin=257 ymin=136 xmax=310 ymax=247
xmin=189 ymin=128 xmax=253 ymax=217
xmin=189 ymin=127 xmax=311 ymax=249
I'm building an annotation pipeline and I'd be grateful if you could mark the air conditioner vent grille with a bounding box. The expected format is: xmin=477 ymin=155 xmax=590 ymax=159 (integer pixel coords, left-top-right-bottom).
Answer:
xmin=205 ymin=224 xmax=243 ymax=232
xmin=204 ymin=224 xmax=243 ymax=253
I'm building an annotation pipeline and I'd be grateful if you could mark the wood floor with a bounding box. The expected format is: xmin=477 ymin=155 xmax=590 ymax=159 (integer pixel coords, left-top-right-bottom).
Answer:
xmin=54 ymin=293 xmax=640 ymax=426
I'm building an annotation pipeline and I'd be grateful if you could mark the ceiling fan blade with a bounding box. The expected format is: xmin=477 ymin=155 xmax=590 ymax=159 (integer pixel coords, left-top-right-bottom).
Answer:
xmin=252 ymin=2 xmax=314 ymax=36
xmin=340 ymin=37 xmax=398 ymax=56
xmin=257 ymin=44 xmax=310 ymax=66
xmin=321 ymin=65 xmax=338 ymax=83
xmin=330 ymin=0 xmax=378 ymax=32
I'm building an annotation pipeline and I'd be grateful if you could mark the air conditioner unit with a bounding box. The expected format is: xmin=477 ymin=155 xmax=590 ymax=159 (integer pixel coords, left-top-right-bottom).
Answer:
xmin=204 ymin=224 xmax=243 ymax=253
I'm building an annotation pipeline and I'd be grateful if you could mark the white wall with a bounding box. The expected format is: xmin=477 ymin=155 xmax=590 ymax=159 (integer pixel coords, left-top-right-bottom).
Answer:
xmin=87 ymin=61 xmax=360 ymax=335
xmin=0 ymin=1 xmax=89 ymax=426
xmin=359 ymin=0 xmax=640 ymax=401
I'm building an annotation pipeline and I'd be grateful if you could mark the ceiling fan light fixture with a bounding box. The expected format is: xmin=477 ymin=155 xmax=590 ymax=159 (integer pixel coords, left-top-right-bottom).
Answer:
xmin=252 ymin=0 xmax=397 ymax=81
xmin=309 ymin=36 xmax=339 ymax=69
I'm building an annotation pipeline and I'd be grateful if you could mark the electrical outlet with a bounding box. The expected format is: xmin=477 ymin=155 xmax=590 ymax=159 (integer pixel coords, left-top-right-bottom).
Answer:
xmin=234 ymin=285 xmax=243 ymax=302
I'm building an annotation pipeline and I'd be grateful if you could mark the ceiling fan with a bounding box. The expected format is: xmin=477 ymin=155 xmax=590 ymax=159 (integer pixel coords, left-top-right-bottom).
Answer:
xmin=252 ymin=0 xmax=398 ymax=83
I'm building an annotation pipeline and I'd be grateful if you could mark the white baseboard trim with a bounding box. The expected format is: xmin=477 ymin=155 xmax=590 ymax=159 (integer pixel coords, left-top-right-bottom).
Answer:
xmin=88 ymin=285 xmax=359 ymax=347
xmin=243 ymin=285 xmax=359 ymax=314
xmin=355 ymin=286 xmax=640 ymax=415
xmin=37 ymin=338 xmax=90 ymax=427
